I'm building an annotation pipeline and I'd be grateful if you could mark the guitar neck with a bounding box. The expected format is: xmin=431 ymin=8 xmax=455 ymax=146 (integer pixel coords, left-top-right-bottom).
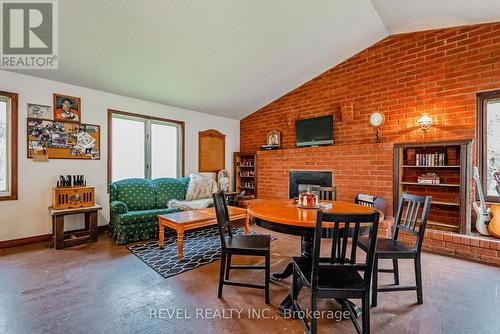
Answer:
xmin=473 ymin=167 xmax=488 ymax=213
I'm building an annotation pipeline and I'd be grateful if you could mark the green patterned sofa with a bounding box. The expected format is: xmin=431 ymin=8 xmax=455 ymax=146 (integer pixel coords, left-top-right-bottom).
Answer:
xmin=109 ymin=177 xmax=190 ymax=244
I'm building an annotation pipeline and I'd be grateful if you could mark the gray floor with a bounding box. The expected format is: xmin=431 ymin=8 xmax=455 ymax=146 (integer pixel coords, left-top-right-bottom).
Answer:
xmin=1 ymin=226 xmax=499 ymax=334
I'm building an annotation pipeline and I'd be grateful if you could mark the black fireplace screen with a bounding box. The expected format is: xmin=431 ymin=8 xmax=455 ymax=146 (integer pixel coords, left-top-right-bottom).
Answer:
xmin=289 ymin=171 xmax=332 ymax=198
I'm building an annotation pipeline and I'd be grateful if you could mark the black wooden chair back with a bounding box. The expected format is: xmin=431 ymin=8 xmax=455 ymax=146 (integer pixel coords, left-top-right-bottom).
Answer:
xmin=393 ymin=192 xmax=432 ymax=252
xmin=213 ymin=190 xmax=233 ymax=250
xmin=311 ymin=211 xmax=380 ymax=288
xmin=318 ymin=186 xmax=337 ymax=201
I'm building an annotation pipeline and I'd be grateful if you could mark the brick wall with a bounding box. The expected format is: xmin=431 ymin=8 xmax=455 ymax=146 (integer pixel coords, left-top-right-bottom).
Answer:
xmin=241 ymin=22 xmax=500 ymax=151
xmin=240 ymin=23 xmax=500 ymax=265
xmin=241 ymin=22 xmax=500 ymax=209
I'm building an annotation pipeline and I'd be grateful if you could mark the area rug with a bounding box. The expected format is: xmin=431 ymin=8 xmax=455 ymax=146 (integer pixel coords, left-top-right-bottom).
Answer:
xmin=127 ymin=226 xmax=275 ymax=279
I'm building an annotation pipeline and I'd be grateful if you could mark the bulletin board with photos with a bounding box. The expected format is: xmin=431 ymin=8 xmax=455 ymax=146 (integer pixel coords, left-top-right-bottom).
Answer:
xmin=27 ymin=118 xmax=101 ymax=159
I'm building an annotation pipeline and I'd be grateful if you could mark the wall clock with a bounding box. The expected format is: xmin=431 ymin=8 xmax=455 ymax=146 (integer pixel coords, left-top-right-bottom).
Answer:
xmin=369 ymin=112 xmax=385 ymax=127
xmin=369 ymin=112 xmax=384 ymax=142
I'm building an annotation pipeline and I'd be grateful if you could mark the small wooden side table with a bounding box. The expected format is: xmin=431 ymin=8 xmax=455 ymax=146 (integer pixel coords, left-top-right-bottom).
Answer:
xmin=224 ymin=191 xmax=239 ymax=206
xmin=48 ymin=205 xmax=102 ymax=249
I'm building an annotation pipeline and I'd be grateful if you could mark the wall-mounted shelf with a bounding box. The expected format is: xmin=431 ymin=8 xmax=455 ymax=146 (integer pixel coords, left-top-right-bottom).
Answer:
xmin=431 ymin=200 xmax=460 ymax=206
xmin=400 ymin=182 xmax=460 ymax=187
xmin=402 ymin=165 xmax=461 ymax=168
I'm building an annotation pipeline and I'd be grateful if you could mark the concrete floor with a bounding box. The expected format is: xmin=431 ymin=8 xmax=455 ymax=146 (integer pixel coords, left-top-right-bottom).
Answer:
xmin=0 ymin=224 xmax=499 ymax=334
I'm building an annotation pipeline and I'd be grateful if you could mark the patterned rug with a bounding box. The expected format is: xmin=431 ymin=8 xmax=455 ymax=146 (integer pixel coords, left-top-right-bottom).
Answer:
xmin=128 ymin=226 xmax=275 ymax=279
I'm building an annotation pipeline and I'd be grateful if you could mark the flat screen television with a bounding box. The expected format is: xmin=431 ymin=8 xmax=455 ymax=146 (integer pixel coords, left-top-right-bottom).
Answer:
xmin=295 ymin=115 xmax=334 ymax=147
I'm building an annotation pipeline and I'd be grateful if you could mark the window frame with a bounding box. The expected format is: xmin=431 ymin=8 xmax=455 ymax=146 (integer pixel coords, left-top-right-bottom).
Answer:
xmin=0 ymin=90 xmax=18 ymax=201
xmin=107 ymin=109 xmax=185 ymax=185
xmin=477 ymin=89 xmax=500 ymax=203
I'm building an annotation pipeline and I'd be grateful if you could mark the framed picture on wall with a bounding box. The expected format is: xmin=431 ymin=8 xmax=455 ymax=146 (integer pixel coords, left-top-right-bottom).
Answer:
xmin=27 ymin=103 xmax=52 ymax=119
xmin=53 ymin=93 xmax=81 ymax=123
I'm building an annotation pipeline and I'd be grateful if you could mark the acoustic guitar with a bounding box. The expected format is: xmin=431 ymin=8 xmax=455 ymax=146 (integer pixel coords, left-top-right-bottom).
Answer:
xmin=472 ymin=167 xmax=491 ymax=235
xmin=488 ymin=204 xmax=500 ymax=238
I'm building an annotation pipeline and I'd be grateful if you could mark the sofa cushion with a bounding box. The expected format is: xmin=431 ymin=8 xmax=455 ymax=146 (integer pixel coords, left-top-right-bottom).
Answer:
xmin=113 ymin=178 xmax=156 ymax=211
xmin=152 ymin=177 xmax=190 ymax=208
xmin=116 ymin=208 xmax=179 ymax=225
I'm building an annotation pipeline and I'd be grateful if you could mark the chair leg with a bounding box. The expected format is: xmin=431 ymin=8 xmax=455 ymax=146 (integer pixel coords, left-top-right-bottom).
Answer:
xmin=371 ymin=256 xmax=378 ymax=307
xmin=310 ymin=292 xmax=318 ymax=334
xmin=225 ymin=254 xmax=232 ymax=280
xmin=362 ymin=292 xmax=370 ymax=334
xmin=292 ymin=265 xmax=299 ymax=318
xmin=218 ymin=252 xmax=226 ymax=298
xmin=265 ymin=252 xmax=270 ymax=304
xmin=414 ymin=256 xmax=423 ymax=304
xmin=392 ymin=259 xmax=400 ymax=285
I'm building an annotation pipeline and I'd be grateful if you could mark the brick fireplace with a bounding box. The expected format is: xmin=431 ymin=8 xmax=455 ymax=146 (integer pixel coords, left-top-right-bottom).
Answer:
xmin=256 ymin=143 xmax=394 ymax=213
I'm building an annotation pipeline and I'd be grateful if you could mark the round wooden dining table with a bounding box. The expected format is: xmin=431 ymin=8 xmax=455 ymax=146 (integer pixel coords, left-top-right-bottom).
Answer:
xmin=245 ymin=199 xmax=384 ymax=316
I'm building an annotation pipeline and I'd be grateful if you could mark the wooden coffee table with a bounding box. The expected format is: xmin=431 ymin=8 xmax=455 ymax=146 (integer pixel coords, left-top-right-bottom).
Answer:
xmin=158 ymin=206 xmax=248 ymax=258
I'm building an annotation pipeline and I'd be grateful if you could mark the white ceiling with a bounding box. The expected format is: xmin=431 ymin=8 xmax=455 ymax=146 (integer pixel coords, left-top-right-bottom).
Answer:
xmin=13 ymin=0 xmax=500 ymax=119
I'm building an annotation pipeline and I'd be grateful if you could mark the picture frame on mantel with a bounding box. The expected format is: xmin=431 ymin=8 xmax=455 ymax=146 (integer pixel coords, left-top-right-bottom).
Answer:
xmin=266 ymin=130 xmax=281 ymax=147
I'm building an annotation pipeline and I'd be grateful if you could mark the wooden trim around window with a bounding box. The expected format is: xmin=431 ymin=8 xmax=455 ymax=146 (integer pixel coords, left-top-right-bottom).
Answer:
xmin=477 ymin=89 xmax=500 ymax=203
xmin=0 ymin=90 xmax=18 ymax=201
xmin=107 ymin=109 xmax=185 ymax=186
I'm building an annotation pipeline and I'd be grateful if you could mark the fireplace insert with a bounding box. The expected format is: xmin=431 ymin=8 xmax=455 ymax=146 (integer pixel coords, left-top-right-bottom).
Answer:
xmin=289 ymin=171 xmax=332 ymax=198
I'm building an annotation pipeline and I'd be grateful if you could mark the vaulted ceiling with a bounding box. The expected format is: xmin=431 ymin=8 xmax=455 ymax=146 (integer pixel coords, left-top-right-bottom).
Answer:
xmin=15 ymin=0 xmax=500 ymax=119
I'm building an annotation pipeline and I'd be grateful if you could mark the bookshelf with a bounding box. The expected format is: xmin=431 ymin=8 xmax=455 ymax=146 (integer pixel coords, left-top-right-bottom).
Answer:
xmin=393 ymin=140 xmax=472 ymax=234
xmin=233 ymin=152 xmax=257 ymax=199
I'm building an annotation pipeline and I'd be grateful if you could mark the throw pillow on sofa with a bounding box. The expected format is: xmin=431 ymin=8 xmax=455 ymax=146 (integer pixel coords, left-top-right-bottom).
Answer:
xmin=185 ymin=174 xmax=218 ymax=200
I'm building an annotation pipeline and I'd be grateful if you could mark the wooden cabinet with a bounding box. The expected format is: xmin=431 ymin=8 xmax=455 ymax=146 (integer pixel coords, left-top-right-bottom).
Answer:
xmin=199 ymin=129 xmax=225 ymax=172
xmin=393 ymin=140 xmax=472 ymax=234
xmin=233 ymin=152 xmax=257 ymax=199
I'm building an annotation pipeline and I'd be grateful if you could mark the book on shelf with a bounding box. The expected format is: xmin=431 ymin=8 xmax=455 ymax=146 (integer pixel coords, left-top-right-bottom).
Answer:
xmin=415 ymin=152 xmax=446 ymax=166
xmin=417 ymin=172 xmax=440 ymax=184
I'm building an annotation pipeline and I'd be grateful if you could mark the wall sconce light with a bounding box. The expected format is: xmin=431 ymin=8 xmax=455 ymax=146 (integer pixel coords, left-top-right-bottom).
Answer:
xmin=417 ymin=113 xmax=432 ymax=130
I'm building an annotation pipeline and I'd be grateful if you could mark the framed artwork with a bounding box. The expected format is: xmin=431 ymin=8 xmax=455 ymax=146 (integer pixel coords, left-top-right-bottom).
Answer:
xmin=266 ymin=130 xmax=281 ymax=147
xmin=53 ymin=93 xmax=81 ymax=123
xmin=27 ymin=103 xmax=52 ymax=119
xmin=217 ymin=169 xmax=231 ymax=192
xmin=27 ymin=118 xmax=100 ymax=160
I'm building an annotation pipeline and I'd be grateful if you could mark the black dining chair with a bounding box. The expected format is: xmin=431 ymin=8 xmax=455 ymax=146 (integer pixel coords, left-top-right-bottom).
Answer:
xmin=359 ymin=192 xmax=431 ymax=307
xmin=212 ymin=190 xmax=271 ymax=304
xmin=291 ymin=210 xmax=380 ymax=334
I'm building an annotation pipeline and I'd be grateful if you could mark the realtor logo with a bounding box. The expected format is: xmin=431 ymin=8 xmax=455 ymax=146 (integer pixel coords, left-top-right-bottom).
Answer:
xmin=1 ymin=0 xmax=58 ymax=69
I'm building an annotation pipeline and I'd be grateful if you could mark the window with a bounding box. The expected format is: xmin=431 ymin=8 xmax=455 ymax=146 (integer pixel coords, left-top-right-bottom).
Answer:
xmin=0 ymin=91 xmax=18 ymax=201
xmin=478 ymin=90 xmax=500 ymax=202
xmin=108 ymin=110 xmax=184 ymax=183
